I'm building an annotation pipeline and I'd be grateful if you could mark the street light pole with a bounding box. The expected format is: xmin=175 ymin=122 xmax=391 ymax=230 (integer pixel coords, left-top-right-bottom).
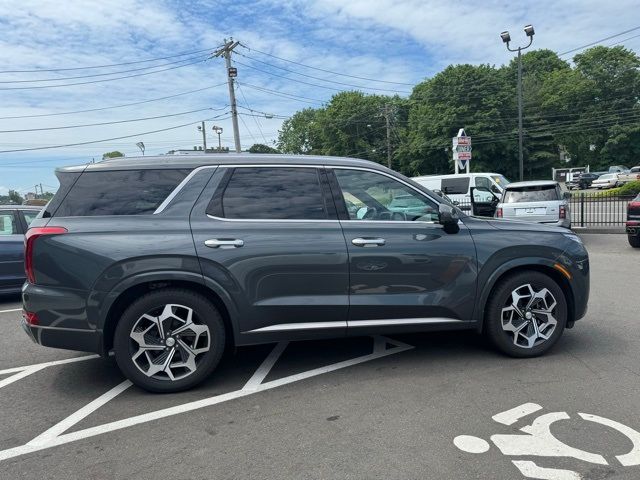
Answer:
xmin=212 ymin=126 xmax=223 ymax=151
xmin=500 ymin=25 xmax=535 ymax=182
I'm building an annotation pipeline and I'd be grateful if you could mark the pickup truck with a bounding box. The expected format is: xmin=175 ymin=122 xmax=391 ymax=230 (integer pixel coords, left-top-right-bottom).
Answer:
xmin=618 ymin=166 xmax=640 ymax=185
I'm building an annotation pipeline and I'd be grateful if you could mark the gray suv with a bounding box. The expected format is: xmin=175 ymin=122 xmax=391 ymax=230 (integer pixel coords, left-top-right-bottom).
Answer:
xmin=22 ymin=155 xmax=590 ymax=392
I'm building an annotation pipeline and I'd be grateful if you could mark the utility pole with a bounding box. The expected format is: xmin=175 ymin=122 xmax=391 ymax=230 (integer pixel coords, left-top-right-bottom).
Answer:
xmin=213 ymin=39 xmax=241 ymax=153
xmin=500 ymin=25 xmax=535 ymax=182
xmin=383 ymin=104 xmax=393 ymax=169
xmin=198 ymin=121 xmax=208 ymax=152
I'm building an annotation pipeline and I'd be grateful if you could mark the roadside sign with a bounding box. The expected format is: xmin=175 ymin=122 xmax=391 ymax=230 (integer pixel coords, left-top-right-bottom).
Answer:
xmin=452 ymin=129 xmax=471 ymax=173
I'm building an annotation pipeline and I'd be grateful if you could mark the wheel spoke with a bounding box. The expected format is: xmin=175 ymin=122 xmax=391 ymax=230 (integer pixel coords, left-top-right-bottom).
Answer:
xmin=129 ymin=303 xmax=210 ymax=381
xmin=500 ymin=283 xmax=558 ymax=349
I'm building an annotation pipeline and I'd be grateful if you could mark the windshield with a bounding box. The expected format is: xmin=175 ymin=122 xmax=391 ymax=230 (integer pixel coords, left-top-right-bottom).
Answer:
xmin=491 ymin=175 xmax=510 ymax=187
xmin=503 ymin=185 xmax=559 ymax=203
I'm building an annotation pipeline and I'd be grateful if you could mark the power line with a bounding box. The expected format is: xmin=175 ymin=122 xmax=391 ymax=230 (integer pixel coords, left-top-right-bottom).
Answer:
xmin=236 ymin=51 xmax=411 ymax=93
xmin=559 ymin=25 xmax=640 ymax=56
xmin=0 ymin=83 xmax=227 ymax=120
xmin=0 ymin=113 xmax=230 ymax=154
xmin=234 ymin=60 xmax=411 ymax=94
xmin=237 ymin=82 xmax=325 ymax=105
xmin=0 ymin=54 xmax=210 ymax=84
xmin=239 ymin=43 xmax=414 ymax=86
xmin=236 ymin=83 xmax=269 ymax=144
xmin=0 ymin=58 xmax=207 ymax=91
xmin=0 ymin=107 xmax=227 ymax=133
xmin=0 ymin=46 xmax=219 ymax=74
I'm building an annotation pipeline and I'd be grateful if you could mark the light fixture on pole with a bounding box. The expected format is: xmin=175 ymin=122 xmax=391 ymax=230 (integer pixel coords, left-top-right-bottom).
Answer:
xmin=500 ymin=24 xmax=535 ymax=182
xmin=212 ymin=125 xmax=223 ymax=151
xmin=136 ymin=142 xmax=145 ymax=156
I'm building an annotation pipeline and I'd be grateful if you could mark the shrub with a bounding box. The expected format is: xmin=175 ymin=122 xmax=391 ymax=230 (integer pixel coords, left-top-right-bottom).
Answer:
xmin=618 ymin=181 xmax=640 ymax=196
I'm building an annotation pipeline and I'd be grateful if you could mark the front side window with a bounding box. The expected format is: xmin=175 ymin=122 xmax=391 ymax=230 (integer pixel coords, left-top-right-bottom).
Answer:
xmin=475 ymin=176 xmax=492 ymax=189
xmin=503 ymin=185 xmax=560 ymax=203
xmin=0 ymin=212 xmax=17 ymax=235
xmin=217 ymin=167 xmax=328 ymax=220
xmin=333 ymin=169 xmax=438 ymax=222
xmin=53 ymin=169 xmax=189 ymax=217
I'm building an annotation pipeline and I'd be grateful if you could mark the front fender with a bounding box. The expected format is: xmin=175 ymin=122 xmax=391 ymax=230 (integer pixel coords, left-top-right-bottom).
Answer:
xmin=473 ymin=256 xmax=566 ymax=331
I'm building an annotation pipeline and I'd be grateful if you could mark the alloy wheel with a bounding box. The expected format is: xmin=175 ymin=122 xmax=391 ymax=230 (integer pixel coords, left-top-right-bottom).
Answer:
xmin=129 ymin=304 xmax=210 ymax=381
xmin=501 ymin=284 xmax=558 ymax=349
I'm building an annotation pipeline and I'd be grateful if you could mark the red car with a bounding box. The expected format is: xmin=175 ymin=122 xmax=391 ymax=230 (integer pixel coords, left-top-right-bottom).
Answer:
xmin=627 ymin=193 xmax=640 ymax=248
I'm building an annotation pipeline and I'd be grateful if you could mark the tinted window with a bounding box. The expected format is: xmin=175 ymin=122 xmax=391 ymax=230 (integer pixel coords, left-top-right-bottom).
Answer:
xmin=218 ymin=167 xmax=328 ymax=220
xmin=334 ymin=169 xmax=438 ymax=222
xmin=503 ymin=185 xmax=560 ymax=203
xmin=0 ymin=212 xmax=17 ymax=235
xmin=53 ymin=169 xmax=189 ymax=217
xmin=441 ymin=177 xmax=470 ymax=194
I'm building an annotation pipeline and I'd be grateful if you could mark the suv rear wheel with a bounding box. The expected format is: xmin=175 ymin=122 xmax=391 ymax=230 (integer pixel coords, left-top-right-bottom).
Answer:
xmin=485 ymin=271 xmax=567 ymax=357
xmin=113 ymin=288 xmax=225 ymax=393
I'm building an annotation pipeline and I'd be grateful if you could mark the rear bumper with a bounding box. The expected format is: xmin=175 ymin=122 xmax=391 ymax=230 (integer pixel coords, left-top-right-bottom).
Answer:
xmin=21 ymin=282 xmax=103 ymax=354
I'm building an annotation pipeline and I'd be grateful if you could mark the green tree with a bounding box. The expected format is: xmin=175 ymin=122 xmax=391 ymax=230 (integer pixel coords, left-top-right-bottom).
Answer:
xmin=277 ymin=108 xmax=322 ymax=154
xmin=8 ymin=190 xmax=24 ymax=204
xmin=248 ymin=143 xmax=280 ymax=153
xmin=102 ymin=151 xmax=125 ymax=160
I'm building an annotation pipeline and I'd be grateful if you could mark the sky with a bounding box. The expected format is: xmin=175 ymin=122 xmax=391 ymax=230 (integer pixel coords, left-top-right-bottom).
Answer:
xmin=1 ymin=0 xmax=639 ymax=195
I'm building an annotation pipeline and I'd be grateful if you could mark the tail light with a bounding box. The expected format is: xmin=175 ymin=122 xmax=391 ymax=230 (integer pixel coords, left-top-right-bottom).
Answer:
xmin=24 ymin=226 xmax=67 ymax=284
xmin=23 ymin=310 xmax=39 ymax=326
xmin=629 ymin=201 xmax=640 ymax=210
xmin=496 ymin=208 xmax=503 ymax=218
xmin=559 ymin=205 xmax=567 ymax=219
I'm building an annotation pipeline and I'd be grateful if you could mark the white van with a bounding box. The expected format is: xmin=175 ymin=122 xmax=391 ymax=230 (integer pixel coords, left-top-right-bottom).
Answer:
xmin=412 ymin=173 xmax=510 ymax=209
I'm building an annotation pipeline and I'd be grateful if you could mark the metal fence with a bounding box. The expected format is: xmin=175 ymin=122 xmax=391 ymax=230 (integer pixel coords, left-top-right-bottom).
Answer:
xmin=452 ymin=192 xmax=632 ymax=228
xmin=568 ymin=192 xmax=633 ymax=228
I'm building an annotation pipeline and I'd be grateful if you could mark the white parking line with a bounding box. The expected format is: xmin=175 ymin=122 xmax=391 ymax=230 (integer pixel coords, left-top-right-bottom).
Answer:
xmin=0 ymin=308 xmax=21 ymax=314
xmin=0 ymin=336 xmax=413 ymax=462
xmin=0 ymin=355 xmax=99 ymax=390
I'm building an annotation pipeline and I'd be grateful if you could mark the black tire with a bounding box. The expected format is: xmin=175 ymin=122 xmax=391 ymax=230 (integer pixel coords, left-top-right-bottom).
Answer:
xmin=629 ymin=235 xmax=640 ymax=248
xmin=114 ymin=288 xmax=226 ymax=393
xmin=485 ymin=271 xmax=567 ymax=358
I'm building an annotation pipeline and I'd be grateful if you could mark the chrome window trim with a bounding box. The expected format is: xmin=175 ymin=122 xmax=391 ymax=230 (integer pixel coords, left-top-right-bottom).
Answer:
xmin=156 ymin=162 xmax=447 ymax=223
xmin=153 ymin=165 xmax=218 ymax=214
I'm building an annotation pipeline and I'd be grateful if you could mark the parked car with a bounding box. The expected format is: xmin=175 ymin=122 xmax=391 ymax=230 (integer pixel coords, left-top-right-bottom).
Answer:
xmin=412 ymin=173 xmax=510 ymax=210
xmin=22 ymin=155 xmax=589 ymax=392
xmin=495 ymin=181 xmax=571 ymax=229
xmin=0 ymin=205 xmax=41 ymax=294
xmin=618 ymin=166 xmax=640 ymax=185
xmin=627 ymin=193 xmax=640 ymax=248
xmin=591 ymin=173 xmax=621 ymax=189
xmin=567 ymin=172 xmax=600 ymax=190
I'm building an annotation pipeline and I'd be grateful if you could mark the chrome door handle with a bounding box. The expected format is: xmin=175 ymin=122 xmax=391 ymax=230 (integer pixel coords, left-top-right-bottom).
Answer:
xmin=351 ymin=237 xmax=386 ymax=247
xmin=205 ymin=239 xmax=244 ymax=248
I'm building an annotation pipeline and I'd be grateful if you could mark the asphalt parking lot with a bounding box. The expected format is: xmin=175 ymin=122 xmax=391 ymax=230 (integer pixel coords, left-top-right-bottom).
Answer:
xmin=0 ymin=233 xmax=638 ymax=480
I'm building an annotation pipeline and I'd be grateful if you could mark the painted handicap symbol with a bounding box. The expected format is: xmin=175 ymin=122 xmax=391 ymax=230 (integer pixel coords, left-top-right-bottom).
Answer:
xmin=454 ymin=403 xmax=640 ymax=480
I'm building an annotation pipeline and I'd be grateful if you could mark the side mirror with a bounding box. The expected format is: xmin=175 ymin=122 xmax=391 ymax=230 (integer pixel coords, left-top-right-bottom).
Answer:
xmin=490 ymin=185 xmax=501 ymax=194
xmin=438 ymin=204 xmax=459 ymax=234
xmin=563 ymin=191 xmax=571 ymax=200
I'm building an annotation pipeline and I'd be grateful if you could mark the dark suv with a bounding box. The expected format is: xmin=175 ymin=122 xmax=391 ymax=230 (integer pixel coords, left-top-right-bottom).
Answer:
xmin=22 ymin=155 xmax=590 ymax=392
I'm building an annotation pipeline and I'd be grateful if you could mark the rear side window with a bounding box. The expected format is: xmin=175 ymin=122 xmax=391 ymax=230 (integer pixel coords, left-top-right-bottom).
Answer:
xmin=0 ymin=212 xmax=17 ymax=235
xmin=53 ymin=169 xmax=189 ymax=217
xmin=503 ymin=185 xmax=559 ymax=203
xmin=441 ymin=177 xmax=470 ymax=194
xmin=212 ymin=167 xmax=329 ymax=220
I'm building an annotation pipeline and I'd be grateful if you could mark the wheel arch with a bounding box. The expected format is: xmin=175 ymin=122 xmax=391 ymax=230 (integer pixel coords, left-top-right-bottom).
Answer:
xmin=475 ymin=260 xmax=575 ymax=333
xmin=98 ymin=274 xmax=238 ymax=355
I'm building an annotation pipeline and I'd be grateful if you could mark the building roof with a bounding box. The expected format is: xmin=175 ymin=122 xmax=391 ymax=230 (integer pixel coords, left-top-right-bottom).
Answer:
xmin=57 ymin=153 xmax=386 ymax=173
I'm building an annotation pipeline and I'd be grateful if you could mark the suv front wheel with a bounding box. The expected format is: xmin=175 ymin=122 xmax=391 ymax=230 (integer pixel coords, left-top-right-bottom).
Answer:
xmin=485 ymin=271 xmax=567 ymax=357
xmin=113 ymin=288 xmax=226 ymax=393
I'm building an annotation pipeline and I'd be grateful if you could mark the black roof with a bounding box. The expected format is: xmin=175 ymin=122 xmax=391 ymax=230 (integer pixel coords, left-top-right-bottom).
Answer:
xmin=57 ymin=153 xmax=389 ymax=173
